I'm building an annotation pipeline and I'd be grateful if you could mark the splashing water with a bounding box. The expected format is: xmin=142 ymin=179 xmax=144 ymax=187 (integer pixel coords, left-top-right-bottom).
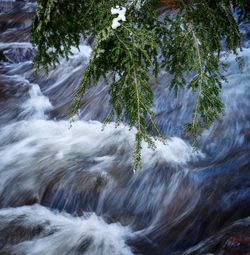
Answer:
xmin=0 ymin=205 xmax=133 ymax=255
xmin=0 ymin=2 xmax=250 ymax=255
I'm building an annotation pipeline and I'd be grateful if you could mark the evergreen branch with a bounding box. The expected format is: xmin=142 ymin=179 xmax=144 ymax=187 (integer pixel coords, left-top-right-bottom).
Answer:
xmin=31 ymin=0 xmax=249 ymax=169
xmin=188 ymin=22 xmax=205 ymax=146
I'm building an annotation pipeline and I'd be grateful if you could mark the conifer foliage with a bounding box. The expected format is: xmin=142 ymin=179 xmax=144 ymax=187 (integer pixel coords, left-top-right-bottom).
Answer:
xmin=32 ymin=0 xmax=249 ymax=168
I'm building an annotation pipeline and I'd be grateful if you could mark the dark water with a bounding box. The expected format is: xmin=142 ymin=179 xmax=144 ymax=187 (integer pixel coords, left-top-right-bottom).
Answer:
xmin=0 ymin=1 xmax=250 ymax=255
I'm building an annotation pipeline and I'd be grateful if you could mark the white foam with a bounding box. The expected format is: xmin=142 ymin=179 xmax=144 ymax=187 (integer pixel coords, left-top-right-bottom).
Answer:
xmin=21 ymin=84 xmax=53 ymax=120
xmin=0 ymin=205 xmax=133 ymax=255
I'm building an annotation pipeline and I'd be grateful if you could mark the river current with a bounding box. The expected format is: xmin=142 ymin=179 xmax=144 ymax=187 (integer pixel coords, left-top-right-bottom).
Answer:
xmin=0 ymin=1 xmax=250 ymax=254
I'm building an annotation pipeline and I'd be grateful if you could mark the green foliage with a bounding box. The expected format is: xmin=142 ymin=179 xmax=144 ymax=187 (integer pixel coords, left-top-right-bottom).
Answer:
xmin=160 ymin=1 xmax=242 ymax=146
xmin=32 ymin=0 xmax=249 ymax=169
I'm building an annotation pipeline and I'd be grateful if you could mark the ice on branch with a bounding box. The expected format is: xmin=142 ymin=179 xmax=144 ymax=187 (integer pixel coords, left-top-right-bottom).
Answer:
xmin=111 ymin=6 xmax=126 ymax=29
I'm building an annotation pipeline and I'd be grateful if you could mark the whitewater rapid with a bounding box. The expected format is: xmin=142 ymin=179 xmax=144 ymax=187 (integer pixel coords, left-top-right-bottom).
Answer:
xmin=0 ymin=1 xmax=250 ymax=255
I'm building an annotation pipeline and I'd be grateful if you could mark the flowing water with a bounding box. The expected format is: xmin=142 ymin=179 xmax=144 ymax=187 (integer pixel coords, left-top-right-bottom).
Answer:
xmin=0 ymin=1 xmax=250 ymax=255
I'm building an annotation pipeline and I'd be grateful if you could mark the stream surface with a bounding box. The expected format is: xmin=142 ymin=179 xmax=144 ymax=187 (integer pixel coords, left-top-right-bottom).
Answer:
xmin=0 ymin=1 xmax=250 ymax=255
